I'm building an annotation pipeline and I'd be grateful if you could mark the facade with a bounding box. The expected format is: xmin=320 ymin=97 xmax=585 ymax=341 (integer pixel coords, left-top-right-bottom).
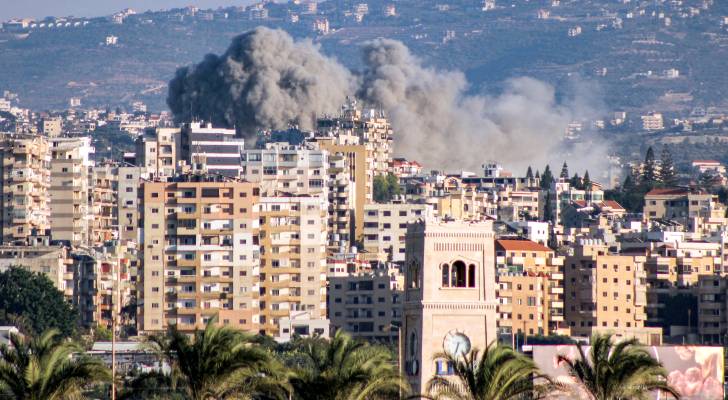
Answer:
xmin=135 ymin=127 xmax=180 ymax=179
xmin=41 ymin=118 xmax=63 ymax=137
xmin=362 ymin=203 xmax=428 ymax=263
xmin=180 ymin=122 xmax=244 ymax=177
xmin=328 ymin=265 xmax=403 ymax=342
xmin=401 ymin=219 xmax=498 ymax=395
xmin=90 ymin=162 xmax=118 ymax=247
xmin=258 ymin=196 xmax=328 ymax=335
xmin=0 ymin=135 xmax=51 ymax=245
xmin=0 ymin=244 xmax=73 ymax=298
xmin=643 ymin=188 xmax=724 ymax=230
xmin=564 ymin=240 xmax=662 ymax=344
xmin=117 ymin=166 xmax=143 ymax=246
xmin=495 ymin=239 xmax=568 ymax=338
xmin=49 ymin=137 xmax=93 ymax=247
xmin=138 ymin=176 xmax=260 ymax=334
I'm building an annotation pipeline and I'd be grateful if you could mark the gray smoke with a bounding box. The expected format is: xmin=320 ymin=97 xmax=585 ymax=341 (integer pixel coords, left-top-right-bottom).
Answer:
xmin=167 ymin=27 xmax=353 ymax=133
xmin=357 ymin=38 xmax=608 ymax=173
xmin=168 ymin=29 xmax=608 ymax=174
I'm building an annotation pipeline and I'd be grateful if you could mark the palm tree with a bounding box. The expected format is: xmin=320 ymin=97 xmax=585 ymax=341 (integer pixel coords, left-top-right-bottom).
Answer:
xmin=146 ymin=317 xmax=287 ymax=400
xmin=289 ymin=329 xmax=408 ymax=400
xmin=0 ymin=329 xmax=109 ymax=399
xmin=427 ymin=342 xmax=556 ymax=400
xmin=557 ymin=333 xmax=680 ymax=400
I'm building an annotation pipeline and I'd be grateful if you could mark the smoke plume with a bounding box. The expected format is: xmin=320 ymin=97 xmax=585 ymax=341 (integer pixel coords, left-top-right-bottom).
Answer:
xmin=168 ymin=29 xmax=608 ymax=173
xmin=167 ymin=27 xmax=353 ymax=133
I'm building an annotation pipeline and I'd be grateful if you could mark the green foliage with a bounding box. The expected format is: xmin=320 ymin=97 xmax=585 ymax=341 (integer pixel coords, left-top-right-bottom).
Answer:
xmin=373 ymin=173 xmax=402 ymax=203
xmin=569 ymin=173 xmax=582 ymax=190
xmin=146 ymin=317 xmax=285 ymax=400
xmin=525 ymin=166 xmax=533 ymax=179
xmin=427 ymin=341 xmax=558 ymax=400
xmin=560 ymin=162 xmax=569 ymax=179
xmin=558 ymin=333 xmax=679 ymax=400
xmin=288 ymin=329 xmax=407 ymax=400
xmin=642 ymin=146 xmax=658 ymax=189
xmin=540 ymin=165 xmax=554 ymax=190
xmin=0 ymin=267 xmax=79 ymax=337
xmin=0 ymin=329 xmax=109 ymax=399
xmin=658 ymin=148 xmax=677 ymax=186
xmin=94 ymin=325 xmax=113 ymax=342
xmin=582 ymin=170 xmax=591 ymax=190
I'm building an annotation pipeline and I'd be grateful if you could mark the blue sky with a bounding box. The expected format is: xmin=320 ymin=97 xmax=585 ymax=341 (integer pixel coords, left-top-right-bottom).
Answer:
xmin=1 ymin=1 xmax=257 ymax=21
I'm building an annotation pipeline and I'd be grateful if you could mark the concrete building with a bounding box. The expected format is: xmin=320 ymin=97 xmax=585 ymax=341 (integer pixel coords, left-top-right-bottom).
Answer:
xmin=90 ymin=162 xmax=118 ymax=247
xmin=135 ymin=127 xmax=180 ymax=179
xmin=0 ymin=244 xmax=73 ymax=298
xmin=180 ymin=122 xmax=244 ymax=177
xmin=41 ymin=118 xmax=63 ymax=137
xmin=258 ymin=195 xmax=328 ymax=335
xmin=641 ymin=112 xmax=664 ymax=131
xmin=117 ymin=166 xmax=144 ymax=246
xmin=138 ymin=176 xmax=260 ymax=334
xmin=643 ymin=188 xmax=724 ymax=231
xmin=696 ymin=275 xmax=728 ymax=344
xmin=329 ymin=265 xmax=403 ymax=342
xmin=0 ymin=135 xmax=51 ymax=245
xmin=564 ymin=240 xmax=662 ymax=345
xmin=401 ymin=218 xmax=498 ymax=395
xmin=362 ymin=203 xmax=428 ymax=263
xmin=49 ymin=137 xmax=94 ymax=247
xmin=495 ymin=239 xmax=568 ymax=339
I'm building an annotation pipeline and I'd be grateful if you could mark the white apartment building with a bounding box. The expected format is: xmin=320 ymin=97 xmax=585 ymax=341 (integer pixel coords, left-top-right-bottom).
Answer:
xmin=362 ymin=203 xmax=428 ymax=263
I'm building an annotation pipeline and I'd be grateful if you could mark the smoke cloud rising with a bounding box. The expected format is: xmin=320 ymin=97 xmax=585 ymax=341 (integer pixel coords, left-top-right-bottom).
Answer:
xmin=168 ymin=27 xmax=353 ymax=132
xmin=168 ymin=27 xmax=608 ymax=173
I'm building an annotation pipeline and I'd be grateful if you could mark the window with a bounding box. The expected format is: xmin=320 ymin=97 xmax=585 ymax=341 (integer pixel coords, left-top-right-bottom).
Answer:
xmin=441 ymin=264 xmax=449 ymax=287
xmin=451 ymin=261 xmax=467 ymax=287
xmin=468 ymin=264 xmax=476 ymax=287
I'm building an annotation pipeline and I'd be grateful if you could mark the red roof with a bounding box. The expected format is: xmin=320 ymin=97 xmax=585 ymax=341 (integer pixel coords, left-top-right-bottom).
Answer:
xmin=692 ymin=160 xmax=721 ymax=165
xmin=601 ymin=200 xmax=625 ymax=210
xmin=496 ymin=239 xmax=552 ymax=253
xmin=646 ymin=188 xmax=689 ymax=196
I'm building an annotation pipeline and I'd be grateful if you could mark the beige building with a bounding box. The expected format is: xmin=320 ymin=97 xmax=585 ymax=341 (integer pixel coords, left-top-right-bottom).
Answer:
xmin=328 ymin=265 xmax=403 ymax=342
xmin=0 ymin=135 xmax=51 ymax=245
xmin=90 ymin=162 xmax=118 ymax=247
xmin=41 ymin=118 xmax=63 ymax=137
xmin=401 ymin=219 xmax=498 ymax=395
xmin=643 ymin=188 xmax=724 ymax=231
xmin=135 ymin=127 xmax=180 ymax=179
xmin=117 ymin=166 xmax=144 ymax=247
xmin=0 ymin=244 xmax=73 ymax=298
xmin=564 ymin=240 xmax=662 ymax=344
xmin=258 ymin=196 xmax=328 ymax=335
xmin=362 ymin=203 xmax=428 ymax=263
xmin=697 ymin=275 xmax=728 ymax=344
xmin=495 ymin=239 xmax=568 ymax=338
xmin=139 ymin=176 xmax=260 ymax=334
xmin=49 ymin=137 xmax=94 ymax=247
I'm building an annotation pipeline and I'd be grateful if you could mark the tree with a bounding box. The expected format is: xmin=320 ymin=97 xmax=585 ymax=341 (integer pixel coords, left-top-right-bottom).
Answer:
xmin=698 ymin=170 xmax=722 ymax=192
xmin=569 ymin=173 xmax=582 ymax=190
xmin=373 ymin=173 xmax=402 ymax=203
xmin=0 ymin=267 xmax=78 ymax=337
xmin=147 ymin=317 xmax=283 ymax=400
xmin=642 ymin=146 xmax=658 ymax=189
xmin=540 ymin=165 xmax=554 ymax=190
xmin=582 ymin=170 xmax=591 ymax=191
xmin=560 ymin=162 xmax=569 ymax=179
xmin=0 ymin=329 xmax=109 ymax=399
xmin=558 ymin=333 xmax=680 ymax=400
xmin=427 ymin=342 xmax=558 ymax=400
xmin=526 ymin=166 xmax=533 ymax=179
xmin=659 ymin=148 xmax=677 ymax=186
xmin=289 ymin=330 xmax=407 ymax=400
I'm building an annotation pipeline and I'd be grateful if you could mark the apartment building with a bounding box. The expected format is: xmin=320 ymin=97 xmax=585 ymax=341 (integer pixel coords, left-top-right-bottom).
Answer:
xmin=643 ymin=188 xmax=724 ymax=231
xmin=564 ymin=240 xmax=662 ymax=345
xmin=49 ymin=137 xmax=93 ymax=247
xmin=139 ymin=175 xmax=260 ymax=334
xmin=495 ymin=239 xmax=568 ymax=338
xmin=328 ymin=265 xmax=403 ymax=342
xmin=41 ymin=117 xmax=63 ymax=137
xmin=362 ymin=203 xmax=428 ymax=263
xmin=541 ymin=180 xmax=605 ymax=224
xmin=180 ymin=122 xmax=244 ymax=177
xmin=117 ymin=166 xmax=144 ymax=246
xmin=90 ymin=162 xmax=118 ymax=247
xmin=0 ymin=135 xmax=51 ymax=245
xmin=135 ymin=127 xmax=180 ymax=179
xmin=696 ymin=275 xmax=728 ymax=344
xmin=258 ymin=196 xmax=328 ymax=336
xmin=429 ymin=189 xmax=498 ymax=221
xmin=316 ymin=137 xmax=372 ymax=242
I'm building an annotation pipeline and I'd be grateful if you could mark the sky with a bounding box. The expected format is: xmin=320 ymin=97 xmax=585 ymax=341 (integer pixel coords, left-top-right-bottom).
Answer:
xmin=1 ymin=1 xmax=258 ymax=21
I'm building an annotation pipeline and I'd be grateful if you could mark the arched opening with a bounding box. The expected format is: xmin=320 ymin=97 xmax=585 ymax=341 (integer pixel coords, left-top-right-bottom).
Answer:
xmin=468 ymin=264 xmax=476 ymax=287
xmin=442 ymin=264 xmax=450 ymax=287
xmin=451 ymin=261 xmax=467 ymax=287
xmin=409 ymin=262 xmax=420 ymax=289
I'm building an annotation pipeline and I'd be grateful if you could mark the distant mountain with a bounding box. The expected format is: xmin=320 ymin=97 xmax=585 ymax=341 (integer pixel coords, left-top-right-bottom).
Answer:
xmin=2 ymin=0 xmax=727 ymax=115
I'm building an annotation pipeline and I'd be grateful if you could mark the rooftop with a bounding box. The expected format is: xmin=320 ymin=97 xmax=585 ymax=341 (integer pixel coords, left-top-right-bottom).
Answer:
xmin=496 ymin=239 xmax=552 ymax=252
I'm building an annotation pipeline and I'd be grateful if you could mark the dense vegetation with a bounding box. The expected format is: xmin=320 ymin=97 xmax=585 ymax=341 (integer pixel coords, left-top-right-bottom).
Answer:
xmin=0 ymin=267 xmax=79 ymax=337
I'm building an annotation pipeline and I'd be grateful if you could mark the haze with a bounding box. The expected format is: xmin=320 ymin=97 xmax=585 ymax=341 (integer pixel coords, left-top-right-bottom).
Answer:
xmin=0 ymin=0 xmax=257 ymax=21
